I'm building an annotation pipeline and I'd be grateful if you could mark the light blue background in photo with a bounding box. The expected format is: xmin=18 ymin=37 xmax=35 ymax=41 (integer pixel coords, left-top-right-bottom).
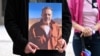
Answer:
xmin=29 ymin=3 xmax=62 ymax=19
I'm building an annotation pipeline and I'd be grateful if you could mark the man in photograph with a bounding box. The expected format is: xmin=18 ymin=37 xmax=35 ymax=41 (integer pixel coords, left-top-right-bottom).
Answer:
xmin=29 ymin=6 xmax=66 ymax=51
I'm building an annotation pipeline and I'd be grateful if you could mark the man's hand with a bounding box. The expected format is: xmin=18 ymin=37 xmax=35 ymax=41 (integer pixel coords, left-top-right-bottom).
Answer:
xmin=24 ymin=42 xmax=39 ymax=54
xmin=56 ymin=39 xmax=67 ymax=53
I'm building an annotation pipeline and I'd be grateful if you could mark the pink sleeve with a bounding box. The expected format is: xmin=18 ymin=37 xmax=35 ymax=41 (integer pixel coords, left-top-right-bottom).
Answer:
xmin=97 ymin=0 xmax=100 ymax=23
xmin=67 ymin=0 xmax=76 ymax=22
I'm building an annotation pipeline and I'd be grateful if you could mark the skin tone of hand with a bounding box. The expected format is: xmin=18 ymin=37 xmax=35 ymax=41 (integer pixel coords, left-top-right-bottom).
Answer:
xmin=73 ymin=21 xmax=100 ymax=37
xmin=56 ymin=39 xmax=67 ymax=53
xmin=72 ymin=21 xmax=94 ymax=37
xmin=81 ymin=22 xmax=100 ymax=37
xmin=24 ymin=42 xmax=39 ymax=54
xmin=81 ymin=27 xmax=92 ymax=37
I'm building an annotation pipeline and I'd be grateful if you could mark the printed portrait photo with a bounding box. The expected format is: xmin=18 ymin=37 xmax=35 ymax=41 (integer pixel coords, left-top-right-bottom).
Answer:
xmin=28 ymin=3 xmax=62 ymax=50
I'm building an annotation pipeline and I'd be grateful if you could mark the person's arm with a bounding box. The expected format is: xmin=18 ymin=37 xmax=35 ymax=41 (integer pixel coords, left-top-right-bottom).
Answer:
xmin=72 ymin=21 xmax=85 ymax=32
xmin=67 ymin=0 xmax=92 ymax=37
xmin=62 ymin=0 xmax=72 ymax=43
xmin=94 ymin=22 xmax=100 ymax=31
xmin=4 ymin=0 xmax=28 ymax=54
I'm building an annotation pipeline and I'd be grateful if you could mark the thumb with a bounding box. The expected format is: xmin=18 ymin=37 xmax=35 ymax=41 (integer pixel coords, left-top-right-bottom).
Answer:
xmin=30 ymin=43 xmax=40 ymax=49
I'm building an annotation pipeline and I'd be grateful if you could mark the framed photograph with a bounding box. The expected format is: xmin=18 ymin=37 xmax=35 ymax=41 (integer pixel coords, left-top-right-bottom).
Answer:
xmin=28 ymin=3 xmax=62 ymax=50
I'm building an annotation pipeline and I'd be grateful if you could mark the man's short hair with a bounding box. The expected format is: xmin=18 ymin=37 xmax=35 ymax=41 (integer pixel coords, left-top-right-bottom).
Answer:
xmin=42 ymin=6 xmax=52 ymax=13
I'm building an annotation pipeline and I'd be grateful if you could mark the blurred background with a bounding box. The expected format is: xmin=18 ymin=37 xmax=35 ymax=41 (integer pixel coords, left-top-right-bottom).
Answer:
xmin=0 ymin=0 xmax=75 ymax=56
